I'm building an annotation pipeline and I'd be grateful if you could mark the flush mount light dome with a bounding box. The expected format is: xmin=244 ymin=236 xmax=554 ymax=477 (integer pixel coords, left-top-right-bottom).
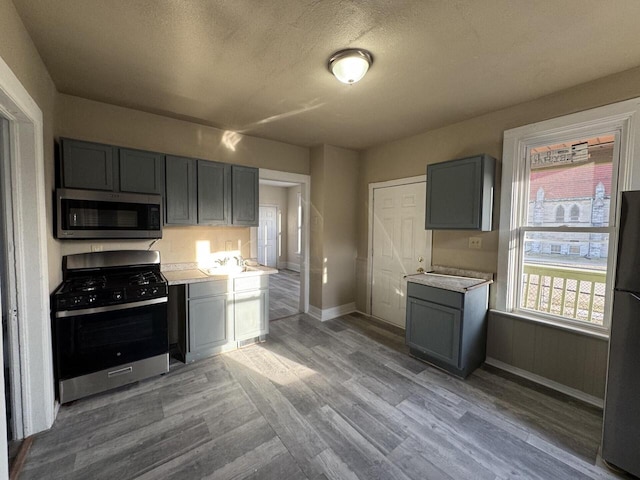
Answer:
xmin=328 ymin=48 xmax=373 ymax=84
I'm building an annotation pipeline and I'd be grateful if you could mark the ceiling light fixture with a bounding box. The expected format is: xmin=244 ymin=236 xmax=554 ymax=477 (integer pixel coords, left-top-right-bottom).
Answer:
xmin=328 ymin=48 xmax=373 ymax=84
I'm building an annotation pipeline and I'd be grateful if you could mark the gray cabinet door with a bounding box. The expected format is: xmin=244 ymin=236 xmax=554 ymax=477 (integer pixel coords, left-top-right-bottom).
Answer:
xmin=426 ymin=154 xmax=494 ymax=231
xmin=231 ymin=165 xmax=259 ymax=226
xmin=197 ymin=160 xmax=230 ymax=225
xmin=234 ymin=289 xmax=268 ymax=341
xmin=188 ymin=294 xmax=230 ymax=354
xmin=119 ymin=148 xmax=165 ymax=194
xmin=165 ymin=155 xmax=197 ymax=224
xmin=61 ymin=138 xmax=115 ymax=191
xmin=406 ymin=297 xmax=461 ymax=367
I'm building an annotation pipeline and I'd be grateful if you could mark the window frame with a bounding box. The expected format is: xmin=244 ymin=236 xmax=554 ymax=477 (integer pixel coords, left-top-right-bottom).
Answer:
xmin=497 ymin=99 xmax=640 ymax=337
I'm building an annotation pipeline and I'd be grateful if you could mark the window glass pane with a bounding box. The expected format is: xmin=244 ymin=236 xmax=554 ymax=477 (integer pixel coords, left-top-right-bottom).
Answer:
xmin=527 ymin=135 xmax=614 ymax=227
xmin=520 ymin=231 xmax=609 ymax=326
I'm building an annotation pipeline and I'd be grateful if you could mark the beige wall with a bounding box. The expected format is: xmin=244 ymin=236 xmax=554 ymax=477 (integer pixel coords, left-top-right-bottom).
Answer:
xmin=54 ymin=94 xmax=311 ymax=265
xmin=259 ymin=184 xmax=288 ymax=267
xmin=59 ymin=226 xmax=252 ymax=265
xmin=286 ymin=185 xmax=302 ymax=270
xmin=309 ymin=146 xmax=325 ymax=308
xmin=56 ymin=94 xmax=310 ymax=174
xmin=310 ymin=145 xmax=359 ymax=310
xmin=0 ymin=0 xmax=60 ymax=290
xmin=358 ymin=66 xmax=640 ymax=398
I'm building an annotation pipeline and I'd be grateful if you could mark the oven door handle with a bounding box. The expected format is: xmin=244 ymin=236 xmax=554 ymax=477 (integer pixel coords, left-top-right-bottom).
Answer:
xmin=55 ymin=296 xmax=168 ymax=318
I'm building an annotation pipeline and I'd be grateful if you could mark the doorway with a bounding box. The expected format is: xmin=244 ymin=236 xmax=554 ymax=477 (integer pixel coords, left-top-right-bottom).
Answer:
xmin=257 ymin=170 xmax=310 ymax=321
xmin=258 ymin=206 xmax=278 ymax=268
xmin=369 ymin=177 xmax=432 ymax=328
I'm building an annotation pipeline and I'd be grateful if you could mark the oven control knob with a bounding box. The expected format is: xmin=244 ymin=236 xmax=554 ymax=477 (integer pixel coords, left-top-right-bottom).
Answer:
xmin=151 ymin=287 xmax=158 ymax=295
xmin=139 ymin=288 xmax=147 ymax=297
xmin=88 ymin=295 xmax=97 ymax=303
xmin=113 ymin=292 xmax=123 ymax=301
xmin=73 ymin=296 xmax=84 ymax=305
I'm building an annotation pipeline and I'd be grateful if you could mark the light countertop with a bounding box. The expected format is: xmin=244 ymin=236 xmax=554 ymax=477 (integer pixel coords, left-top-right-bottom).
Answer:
xmin=163 ymin=265 xmax=278 ymax=286
xmin=406 ymin=272 xmax=492 ymax=293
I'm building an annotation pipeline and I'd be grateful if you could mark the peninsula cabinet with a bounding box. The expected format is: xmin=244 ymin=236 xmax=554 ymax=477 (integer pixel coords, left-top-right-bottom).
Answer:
xmin=406 ymin=279 xmax=489 ymax=378
xmin=59 ymin=138 xmax=165 ymax=194
xmin=426 ymin=154 xmax=495 ymax=231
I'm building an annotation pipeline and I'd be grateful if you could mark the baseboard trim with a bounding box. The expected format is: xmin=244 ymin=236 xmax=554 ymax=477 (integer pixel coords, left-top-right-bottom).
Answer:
xmin=284 ymin=262 xmax=301 ymax=272
xmin=485 ymin=357 xmax=604 ymax=408
xmin=308 ymin=302 xmax=356 ymax=322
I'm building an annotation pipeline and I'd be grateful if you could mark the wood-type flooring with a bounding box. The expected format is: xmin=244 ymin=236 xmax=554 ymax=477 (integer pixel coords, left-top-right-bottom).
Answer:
xmin=20 ymin=313 xmax=622 ymax=480
xmin=269 ymin=269 xmax=300 ymax=320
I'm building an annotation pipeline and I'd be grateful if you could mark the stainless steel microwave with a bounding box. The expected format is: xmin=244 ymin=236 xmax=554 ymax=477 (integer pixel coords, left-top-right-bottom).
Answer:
xmin=56 ymin=188 xmax=162 ymax=239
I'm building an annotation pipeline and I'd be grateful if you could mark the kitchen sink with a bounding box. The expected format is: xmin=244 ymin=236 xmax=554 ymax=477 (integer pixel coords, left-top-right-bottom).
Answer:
xmin=200 ymin=265 xmax=261 ymax=276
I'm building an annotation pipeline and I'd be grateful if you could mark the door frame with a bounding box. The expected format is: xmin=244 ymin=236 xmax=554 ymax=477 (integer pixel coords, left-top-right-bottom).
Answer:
xmin=366 ymin=175 xmax=426 ymax=316
xmin=0 ymin=52 xmax=55 ymax=457
xmin=258 ymin=169 xmax=310 ymax=315
xmin=257 ymin=204 xmax=280 ymax=268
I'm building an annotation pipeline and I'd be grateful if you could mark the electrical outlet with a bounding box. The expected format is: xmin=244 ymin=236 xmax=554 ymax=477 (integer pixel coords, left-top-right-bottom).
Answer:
xmin=91 ymin=244 xmax=103 ymax=252
xmin=468 ymin=237 xmax=482 ymax=249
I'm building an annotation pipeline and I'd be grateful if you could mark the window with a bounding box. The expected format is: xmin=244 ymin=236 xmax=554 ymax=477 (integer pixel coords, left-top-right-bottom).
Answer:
xmin=497 ymin=99 xmax=640 ymax=335
xmin=570 ymin=204 xmax=580 ymax=222
xmin=296 ymin=192 xmax=302 ymax=254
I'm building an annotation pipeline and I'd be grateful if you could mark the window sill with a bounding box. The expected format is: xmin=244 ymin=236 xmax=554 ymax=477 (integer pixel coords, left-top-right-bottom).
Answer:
xmin=489 ymin=308 xmax=610 ymax=341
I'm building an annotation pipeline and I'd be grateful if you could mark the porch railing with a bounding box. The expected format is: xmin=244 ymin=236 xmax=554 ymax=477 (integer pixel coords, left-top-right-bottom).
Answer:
xmin=521 ymin=263 xmax=607 ymax=325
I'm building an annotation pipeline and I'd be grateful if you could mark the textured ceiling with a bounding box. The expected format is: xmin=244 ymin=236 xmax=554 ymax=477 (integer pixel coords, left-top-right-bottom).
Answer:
xmin=12 ymin=0 xmax=640 ymax=149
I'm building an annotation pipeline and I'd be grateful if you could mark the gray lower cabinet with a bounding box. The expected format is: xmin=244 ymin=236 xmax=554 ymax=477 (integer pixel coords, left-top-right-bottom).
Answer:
xmin=165 ymin=155 xmax=197 ymax=224
xmin=233 ymin=275 xmax=269 ymax=341
xmin=406 ymin=281 xmax=488 ymax=378
xmin=119 ymin=148 xmax=165 ymax=194
xmin=184 ymin=279 xmax=232 ymax=363
xmin=231 ymin=165 xmax=259 ymax=226
xmin=61 ymin=138 xmax=116 ymax=191
xmin=178 ymin=275 xmax=269 ymax=363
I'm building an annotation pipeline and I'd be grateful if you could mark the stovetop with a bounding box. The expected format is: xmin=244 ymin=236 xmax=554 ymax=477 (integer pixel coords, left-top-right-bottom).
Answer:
xmin=54 ymin=267 xmax=168 ymax=311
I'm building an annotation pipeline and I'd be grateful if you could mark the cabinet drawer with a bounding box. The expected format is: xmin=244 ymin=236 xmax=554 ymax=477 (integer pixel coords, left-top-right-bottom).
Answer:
xmin=233 ymin=275 xmax=268 ymax=292
xmin=188 ymin=279 xmax=228 ymax=298
xmin=407 ymin=282 xmax=463 ymax=309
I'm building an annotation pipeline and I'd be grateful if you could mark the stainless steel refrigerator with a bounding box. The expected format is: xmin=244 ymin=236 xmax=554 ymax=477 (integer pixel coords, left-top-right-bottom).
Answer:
xmin=602 ymin=190 xmax=640 ymax=477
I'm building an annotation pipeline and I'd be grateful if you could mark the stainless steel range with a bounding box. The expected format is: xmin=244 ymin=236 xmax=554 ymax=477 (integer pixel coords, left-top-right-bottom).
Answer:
xmin=52 ymin=250 xmax=169 ymax=403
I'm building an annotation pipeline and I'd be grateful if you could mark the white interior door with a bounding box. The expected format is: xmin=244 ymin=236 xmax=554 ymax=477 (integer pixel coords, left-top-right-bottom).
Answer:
xmin=258 ymin=206 xmax=278 ymax=267
xmin=372 ymin=182 xmax=432 ymax=328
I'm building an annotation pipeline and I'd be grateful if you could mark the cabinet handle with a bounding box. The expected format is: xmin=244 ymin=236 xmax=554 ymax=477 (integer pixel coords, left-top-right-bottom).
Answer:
xmin=108 ymin=366 xmax=133 ymax=377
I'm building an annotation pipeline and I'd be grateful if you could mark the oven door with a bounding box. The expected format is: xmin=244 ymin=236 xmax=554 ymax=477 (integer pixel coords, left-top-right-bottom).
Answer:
xmin=54 ymin=299 xmax=168 ymax=380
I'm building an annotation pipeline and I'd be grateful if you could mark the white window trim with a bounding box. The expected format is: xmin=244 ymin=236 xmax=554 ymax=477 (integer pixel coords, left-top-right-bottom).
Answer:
xmin=497 ymin=98 xmax=640 ymax=337
xmin=296 ymin=191 xmax=302 ymax=254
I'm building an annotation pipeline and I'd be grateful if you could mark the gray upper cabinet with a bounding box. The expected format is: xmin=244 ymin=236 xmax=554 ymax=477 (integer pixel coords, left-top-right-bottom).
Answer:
xmin=165 ymin=155 xmax=197 ymax=225
xmin=231 ymin=165 xmax=259 ymax=226
xmin=61 ymin=138 xmax=115 ymax=191
xmin=426 ymin=154 xmax=495 ymax=231
xmin=119 ymin=148 xmax=165 ymax=195
xmin=197 ymin=160 xmax=230 ymax=225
